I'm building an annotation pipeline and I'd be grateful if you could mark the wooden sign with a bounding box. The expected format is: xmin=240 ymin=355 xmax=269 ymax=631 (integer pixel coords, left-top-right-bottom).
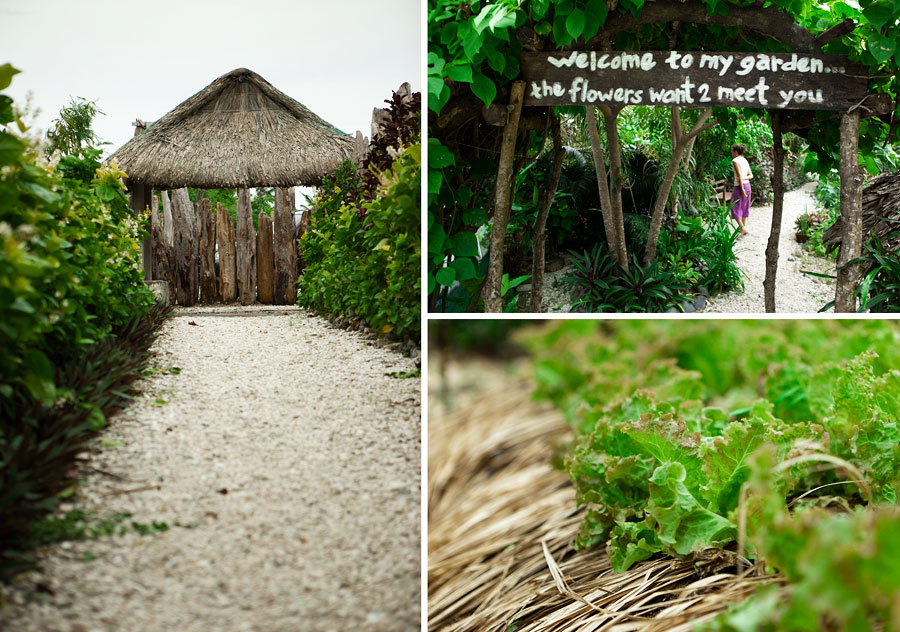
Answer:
xmin=521 ymin=51 xmax=868 ymax=110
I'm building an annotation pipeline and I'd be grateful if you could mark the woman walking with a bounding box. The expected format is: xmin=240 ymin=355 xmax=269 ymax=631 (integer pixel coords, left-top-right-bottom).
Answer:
xmin=730 ymin=144 xmax=753 ymax=235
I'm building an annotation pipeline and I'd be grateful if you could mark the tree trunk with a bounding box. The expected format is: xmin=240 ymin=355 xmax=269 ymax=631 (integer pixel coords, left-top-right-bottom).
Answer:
xmin=644 ymin=107 xmax=714 ymax=266
xmin=274 ymin=187 xmax=297 ymax=305
xmin=236 ymin=188 xmax=257 ymax=305
xmin=257 ymin=211 xmax=275 ymax=304
xmin=216 ymin=203 xmax=237 ymax=302
xmin=763 ymin=111 xmax=785 ymax=313
xmin=197 ymin=198 xmax=217 ymax=303
xmin=585 ymin=105 xmax=619 ymax=260
xmin=601 ymin=105 xmax=628 ymax=268
xmin=835 ymin=109 xmax=862 ymax=312
xmin=530 ymin=112 xmax=565 ymax=312
xmin=482 ymin=81 xmax=526 ymax=313
xmin=171 ymin=187 xmax=198 ymax=306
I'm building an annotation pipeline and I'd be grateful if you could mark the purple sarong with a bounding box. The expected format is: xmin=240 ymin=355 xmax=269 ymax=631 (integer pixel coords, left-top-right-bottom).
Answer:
xmin=730 ymin=183 xmax=751 ymax=220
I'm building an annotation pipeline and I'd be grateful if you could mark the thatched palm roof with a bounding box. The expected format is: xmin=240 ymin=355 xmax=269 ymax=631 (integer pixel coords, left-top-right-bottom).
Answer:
xmin=108 ymin=68 xmax=353 ymax=188
xmin=823 ymin=171 xmax=900 ymax=254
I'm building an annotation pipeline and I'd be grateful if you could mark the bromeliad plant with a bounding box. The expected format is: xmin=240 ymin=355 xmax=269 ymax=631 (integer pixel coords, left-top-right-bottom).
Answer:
xmin=562 ymin=246 xmax=691 ymax=312
xmin=525 ymin=320 xmax=900 ymax=631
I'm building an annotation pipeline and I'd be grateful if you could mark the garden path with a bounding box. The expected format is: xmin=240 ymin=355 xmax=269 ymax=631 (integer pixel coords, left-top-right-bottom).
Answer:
xmin=703 ymin=181 xmax=835 ymax=313
xmin=0 ymin=306 xmax=421 ymax=632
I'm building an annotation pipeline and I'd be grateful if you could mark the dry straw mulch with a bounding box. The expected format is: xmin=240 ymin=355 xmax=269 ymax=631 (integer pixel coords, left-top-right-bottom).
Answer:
xmin=428 ymin=364 xmax=783 ymax=632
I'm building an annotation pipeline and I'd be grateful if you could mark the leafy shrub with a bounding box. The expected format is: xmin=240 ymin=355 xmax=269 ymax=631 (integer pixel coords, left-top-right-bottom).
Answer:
xmin=297 ymin=145 xmax=420 ymax=340
xmin=0 ymin=65 xmax=155 ymax=413
xmin=0 ymin=65 xmax=163 ymax=576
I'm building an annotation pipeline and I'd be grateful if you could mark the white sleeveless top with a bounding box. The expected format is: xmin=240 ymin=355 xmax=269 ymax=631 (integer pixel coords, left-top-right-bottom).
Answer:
xmin=733 ymin=156 xmax=752 ymax=185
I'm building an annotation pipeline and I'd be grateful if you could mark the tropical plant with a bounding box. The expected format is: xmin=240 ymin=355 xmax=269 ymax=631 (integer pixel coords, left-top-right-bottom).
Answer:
xmin=562 ymin=247 xmax=691 ymax=312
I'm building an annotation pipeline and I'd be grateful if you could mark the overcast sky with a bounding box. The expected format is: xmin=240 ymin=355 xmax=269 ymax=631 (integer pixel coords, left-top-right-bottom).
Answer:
xmin=1 ymin=0 xmax=421 ymax=158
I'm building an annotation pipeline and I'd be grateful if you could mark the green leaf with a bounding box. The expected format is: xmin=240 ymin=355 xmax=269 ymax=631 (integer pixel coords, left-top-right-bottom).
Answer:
xmin=446 ymin=63 xmax=474 ymax=83
xmin=865 ymin=154 xmax=880 ymax=176
xmin=868 ymin=32 xmax=897 ymax=64
xmin=608 ymin=520 xmax=663 ymax=572
xmin=0 ymin=132 xmax=25 ymax=166
xmin=862 ymin=4 xmax=895 ymax=30
xmin=22 ymin=350 xmax=56 ymax=403
xmin=462 ymin=207 xmax=488 ymax=226
xmin=0 ymin=63 xmax=21 ymax=91
xmin=450 ymin=231 xmax=479 ymax=258
xmin=429 ymin=222 xmax=448 ymax=256
xmin=429 ymin=138 xmax=456 ymax=169
xmin=647 ymin=462 xmax=735 ymax=556
xmin=566 ymin=8 xmax=586 ymax=40
xmin=450 ymin=256 xmax=479 ymax=281
xmin=435 ymin=266 xmax=457 ymax=286
xmin=471 ymin=72 xmax=497 ymax=108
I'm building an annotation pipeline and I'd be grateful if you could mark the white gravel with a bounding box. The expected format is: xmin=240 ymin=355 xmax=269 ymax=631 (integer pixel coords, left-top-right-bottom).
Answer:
xmin=703 ymin=181 xmax=835 ymax=313
xmin=0 ymin=306 xmax=420 ymax=632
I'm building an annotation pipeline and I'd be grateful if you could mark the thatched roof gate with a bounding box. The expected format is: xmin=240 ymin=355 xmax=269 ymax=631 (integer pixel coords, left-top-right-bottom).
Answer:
xmin=109 ymin=68 xmax=353 ymax=189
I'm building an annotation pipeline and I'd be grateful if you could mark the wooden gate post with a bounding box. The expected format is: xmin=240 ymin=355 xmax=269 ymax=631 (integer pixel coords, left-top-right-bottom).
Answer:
xmin=216 ymin=203 xmax=237 ymax=302
xmin=835 ymin=109 xmax=862 ymax=312
xmin=197 ymin=198 xmax=217 ymax=303
xmin=482 ymin=81 xmax=526 ymax=313
xmin=236 ymin=188 xmax=257 ymax=305
xmin=171 ymin=187 xmax=198 ymax=306
xmin=257 ymin=212 xmax=275 ymax=304
xmin=273 ymin=188 xmax=297 ymax=305
xmin=763 ymin=111 xmax=785 ymax=313
xmin=128 ymin=182 xmax=153 ymax=280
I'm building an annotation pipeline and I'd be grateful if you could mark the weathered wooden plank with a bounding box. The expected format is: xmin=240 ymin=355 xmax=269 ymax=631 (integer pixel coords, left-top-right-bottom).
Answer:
xmin=256 ymin=211 xmax=275 ymax=304
xmin=197 ymin=198 xmax=217 ymax=303
xmin=521 ymin=51 xmax=868 ymax=110
xmin=161 ymin=190 xmax=175 ymax=248
xmin=149 ymin=202 xmax=173 ymax=301
xmin=273 ymin=187 xmax=297 ymax=305
xmin=297 ymin=208 xmax=311 ymax=275
xmin=236 ymin=188 xmax=257 ymax=305
xmin=171 ymin=187 xmax=198 ymax=306
xmin=216 ymin=203 xmax=237 ymax=302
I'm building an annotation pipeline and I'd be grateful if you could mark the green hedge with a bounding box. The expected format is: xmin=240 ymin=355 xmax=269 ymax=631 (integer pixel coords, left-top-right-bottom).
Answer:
xmin=1 ymin=65 xmax=158 ymax=573
xmin=297 ymin=144 xmax=421 ymax=341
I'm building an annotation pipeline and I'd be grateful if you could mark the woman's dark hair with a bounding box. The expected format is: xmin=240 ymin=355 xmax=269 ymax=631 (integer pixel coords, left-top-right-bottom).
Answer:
xmin=731 ymin=144 xmax=746 ymax=155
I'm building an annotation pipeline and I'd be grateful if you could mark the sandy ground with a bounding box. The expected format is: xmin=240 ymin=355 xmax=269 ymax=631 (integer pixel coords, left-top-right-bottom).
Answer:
xmin=703 ymin=182 xmax=835 ymax=313
xmin=0 ymin=306 xmax=421 ymax=632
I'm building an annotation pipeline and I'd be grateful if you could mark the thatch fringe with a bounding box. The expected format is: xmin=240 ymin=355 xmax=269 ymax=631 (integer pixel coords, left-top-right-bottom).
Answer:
xmin=108 ymin=68 xmax=353 ymax=188
xmin=823 ymin=170 xmax=900 ymax=254
xmin=429 ymin=371 xmax=783 ymax=632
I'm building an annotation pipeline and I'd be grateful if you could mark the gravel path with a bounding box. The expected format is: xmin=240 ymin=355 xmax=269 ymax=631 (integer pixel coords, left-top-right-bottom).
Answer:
xmin=704 ymin=181 xmax=835 ymax=313
xmin=0 ymin=306 xmax=421 ymax=632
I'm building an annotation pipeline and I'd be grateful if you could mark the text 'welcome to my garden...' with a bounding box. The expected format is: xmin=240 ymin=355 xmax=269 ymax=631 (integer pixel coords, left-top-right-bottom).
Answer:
xmin=520 ymin=51 xmax=868 ymax=111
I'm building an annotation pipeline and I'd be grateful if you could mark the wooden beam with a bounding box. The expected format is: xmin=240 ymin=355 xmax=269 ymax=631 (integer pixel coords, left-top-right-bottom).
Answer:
xmin=236 ymin=188 xmax=257 ymax=305
xmin=197 ymin=198 xmax=217 ymax=303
